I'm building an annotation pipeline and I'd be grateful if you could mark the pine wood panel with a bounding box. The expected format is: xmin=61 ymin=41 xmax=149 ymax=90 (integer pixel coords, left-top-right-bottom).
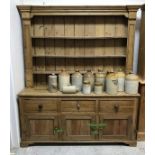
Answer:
xmin=61 ymin=100 xmax=96 ymax=113
xmin=115 ymin=16 xmax=128 ymax=37
xmin=99 ymin=115 xmax=133 ymax=140
xmin=23 ymin=98 xmax=58 ymax=113
xmin=104 ymin=17 xmax=115 ymax=37
xmin=62 ymin=114 xmax=96 ymax=141
xmin=95 ymin=16 xmax=105 ymax=36
xmin=44 ymin=16 xmax=55 ymax=36
xmin=33 ymin=17 xmax=44 ymax=36
xmin=25 ymin=115 xmax=59 ymax=141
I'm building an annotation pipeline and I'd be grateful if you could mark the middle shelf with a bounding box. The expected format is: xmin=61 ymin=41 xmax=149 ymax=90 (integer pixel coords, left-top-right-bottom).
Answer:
xmin=31 ymin=36 xmax=127 ymax=39
xmin=32 ymin=55 xmax=126 ymax=58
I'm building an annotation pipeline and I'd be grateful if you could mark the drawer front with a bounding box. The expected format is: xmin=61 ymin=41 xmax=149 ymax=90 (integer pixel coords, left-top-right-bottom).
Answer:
xmin=61 ymin=100 xmax=96 ymax=112
xmin=99 ymin=100 xmax=134 ymax=114
xmin=23 ymin=98 xmax=58 ymax=113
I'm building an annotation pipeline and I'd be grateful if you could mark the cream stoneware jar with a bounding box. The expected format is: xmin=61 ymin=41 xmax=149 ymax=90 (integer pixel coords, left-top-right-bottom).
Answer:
xmin=125 ymin=73 xmax=139 ymax=94
xmin=48 ymin=74 xmax=58 ymax=93
xmin=116 ymin=71 xmax=125 ymax=92
xmin=106 ymin=72 xmax=118 ymax=95
xmin=58 ymin=70 xmax=70 ymax=91
xmin=83 ymin=70 xmax=94 ymax=91
xmin=83 ymin=81 xmax=91 ymax=94
xmin=71 ymin=70 xmax=83 ymax=91
xmin=62 ymin=85 xmax=78 ymax=94
xmin=94 ymin=82 xmax=103 ymax=94
xmin=95 ymin=69 xmax=106 ymax=91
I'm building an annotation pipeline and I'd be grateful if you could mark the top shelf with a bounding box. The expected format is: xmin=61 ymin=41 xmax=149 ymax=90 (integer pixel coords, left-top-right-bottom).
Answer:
xmin=31 ymin=36 xmax=128 ymax=39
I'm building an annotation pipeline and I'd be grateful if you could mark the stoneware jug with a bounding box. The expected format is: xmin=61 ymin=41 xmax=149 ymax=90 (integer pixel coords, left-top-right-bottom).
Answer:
xmin=116 ymin=71 xmax=125 ymax=92
xmin=48 ymin=74 xmax=58 ymax=93
xmin=95 ymin=69 xmax=106 ymax=90
xmin=125 ymin=73 xmax=139 ymax=94
xmin=71 ymin=70 xmax=83 ymax=91
xmin=106 ymin=72 xmax=118 ymax=95
xmin=83 ymin=70 xmax=94 ymax=91
xmin=58 ymin=70 xmax=70 ymax=91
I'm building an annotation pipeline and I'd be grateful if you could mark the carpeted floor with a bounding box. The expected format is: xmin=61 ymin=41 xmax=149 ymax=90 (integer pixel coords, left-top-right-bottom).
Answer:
xmin=11 ymin=142 xmax=145 ymax=155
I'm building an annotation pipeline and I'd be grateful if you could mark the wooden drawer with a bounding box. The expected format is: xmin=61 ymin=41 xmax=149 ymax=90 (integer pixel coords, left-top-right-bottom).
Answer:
xmin=61 ymin=100 xmax=96 ymax=112
xmin=99 ymin=100 xmax=134 ymax=114
xmin=22 ymin=98 xmax=58 ymax=113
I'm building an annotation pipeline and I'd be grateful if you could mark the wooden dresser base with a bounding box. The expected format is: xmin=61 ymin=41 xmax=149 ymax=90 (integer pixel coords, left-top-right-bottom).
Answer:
xmin=18 ymin=89 xmax=140 ymax=147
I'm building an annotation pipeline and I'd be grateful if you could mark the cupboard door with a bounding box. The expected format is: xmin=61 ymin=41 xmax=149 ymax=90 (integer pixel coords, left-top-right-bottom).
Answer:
xmin=99 ymin=115 xmax=134 ymax=140
xmin=23 ymin=115 xmax=59 ymax=141
xmin=61 ymin=115 xmax=97 ymax=141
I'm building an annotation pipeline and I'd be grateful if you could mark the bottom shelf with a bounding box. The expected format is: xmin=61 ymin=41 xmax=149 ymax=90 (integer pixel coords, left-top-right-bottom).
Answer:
xmin=19 ymin=88 xmax=140 ymax=97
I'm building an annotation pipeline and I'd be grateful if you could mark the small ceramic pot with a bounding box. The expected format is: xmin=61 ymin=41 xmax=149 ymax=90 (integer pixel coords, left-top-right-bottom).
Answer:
xmin=94 ymin=82 xmax=103 ymax=94
xmin=82 ymin=81 xmax=91 ymax=94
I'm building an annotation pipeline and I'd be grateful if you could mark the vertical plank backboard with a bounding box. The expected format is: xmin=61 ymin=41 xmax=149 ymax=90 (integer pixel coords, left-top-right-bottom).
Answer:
xmin=65 ymin=40 xmax=75 ymax=71
xmin=75 ymin=17 xmax=85 ymax=71
xmin=65 ymin=17 xmax=74 ymax=36
xmin=45 ymin=39 xmax=55 ymax=56
xmin=85 ymin=40 xmax=94 ymax=56
xmin=44 ymin=16 xmax=55 ymax=36
xmin=74 ymin=40 xmax=84 ymax=71
xmin=33 ymin=17 xmax=44 ymax=36
xmin=95 ymin=17 xmax=104 ymax=36
xmin=64 ymin=17 xmax=75 ymax=71
xmin=55 ymin=58 xmax=66 ymax=71
xmin=36 ymin=74 xmax=47 ymax=89
xmin=115 ymin=17 xmax=128 ymax=37
xmin=84 ymin=17 xmax=95 ymax=71
xmin=104 ymin=17 xmax=115 ymax=37
xmin=34 ymin=39 xmax=45 ymax=56
xmin=114 ymin=59 xmax=125 ymax=71
xmin=94 ymin=58 xmax=104 ymax=72
xmin=75 ymin=17 xmax=85 ymax=36
xmin=35 ymin=58 xmax=45 ymax=71
xmin=45 ymin=58 xmax=55 ymax=71
xmin=85 ymin=17 xmax=95 ymax=36
xmin=55 ymin=17 xmax=65 ymax=71
xmin=115 ymin=39 xmax=126 ymax=56
xmin=85 ymin=59 xmax=95 ymax=71
xmin=66 ymin=58 xmax=74 ymax=71
xmin=104 ymin=40 xmax=115 ymax=56
xmin=103 ymin=58 xmax=114 ymax=72
xmin=95 ymin=40 xmax=105 ymax=56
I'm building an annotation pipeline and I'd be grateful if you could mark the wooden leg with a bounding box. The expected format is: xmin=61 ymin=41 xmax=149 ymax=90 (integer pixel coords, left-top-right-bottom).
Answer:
xmin=127 ymin=141 xmax=137 ymax=147
xmin=20 ymin=142 xmax=29 ymax=147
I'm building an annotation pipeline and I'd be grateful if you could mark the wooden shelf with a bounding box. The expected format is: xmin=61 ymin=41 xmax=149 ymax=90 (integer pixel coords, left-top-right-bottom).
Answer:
xmin=33 ymin=70 xmax=90 ymax=74
xmin=32 ymin=55 xmax=126 ymax=58
xmin=19 ymin=88 xmax=140 ymax=97
xmin=32 ymin=36 xmax=127 ymax=39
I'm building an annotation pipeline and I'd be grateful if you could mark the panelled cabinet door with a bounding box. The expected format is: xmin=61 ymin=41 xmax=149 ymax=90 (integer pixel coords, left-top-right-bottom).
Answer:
xmin=24 ymin=114 xmax=59 ymax=141
xmin=61 ymin=115 xmax=97 ymax=141
xmin=99 ymin=115 xmax=134 ymax=141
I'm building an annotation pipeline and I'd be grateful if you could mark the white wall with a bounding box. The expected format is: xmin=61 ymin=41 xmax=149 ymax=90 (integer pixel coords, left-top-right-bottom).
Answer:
xmin=10 ymin=0 xmax=24 ymax=149
xmin=10 ymin=0 xmax=144 ymax=149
